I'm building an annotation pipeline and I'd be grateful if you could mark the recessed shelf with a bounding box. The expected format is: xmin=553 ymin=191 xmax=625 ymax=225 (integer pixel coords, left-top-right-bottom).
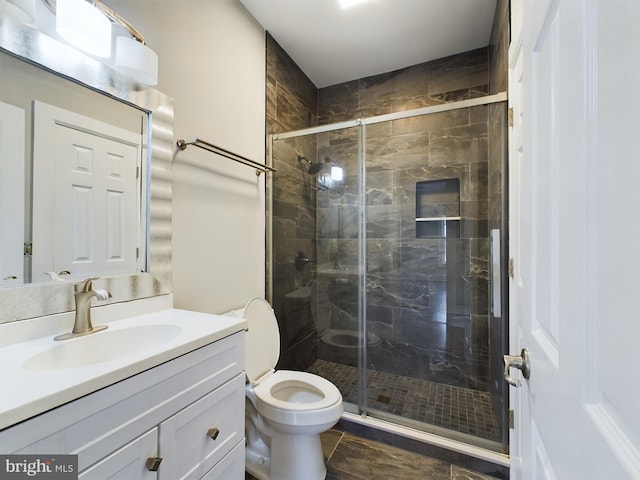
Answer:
xmin=415 ymin=178 xmax=461 ymax=238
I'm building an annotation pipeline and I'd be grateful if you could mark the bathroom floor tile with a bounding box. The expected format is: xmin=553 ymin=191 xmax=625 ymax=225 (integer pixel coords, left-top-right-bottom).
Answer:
xmin=326 ymin=432 xmax=451 ymax=480
xmin=451 ymin=465 xmax=500 ymax=480
xmin=245 ymin=429 xmax=503 ymax=480
xmin=308 ymin=359 xmax=500 ymax=443
xmin=321 ymin=428 xmax=344 ymax=461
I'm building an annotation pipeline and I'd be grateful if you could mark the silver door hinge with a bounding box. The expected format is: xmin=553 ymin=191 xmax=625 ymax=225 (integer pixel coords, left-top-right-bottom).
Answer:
xmin=508 ymin=258 xmax=515 ymax=278
xmin=136 ymin=166 xmax=140 ymax=179
xmin=24 ymin=242 xmax=32 ymax=256
xmin=508 ymin=107 xmax=514 ymax=127
xmin=509 ymin=409 xmax=514 ymax=429
xmin=136 ymin=247 xmax=140 ymax=259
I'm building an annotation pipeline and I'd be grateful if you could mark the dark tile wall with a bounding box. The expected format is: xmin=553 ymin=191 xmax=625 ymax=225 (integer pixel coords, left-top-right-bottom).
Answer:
xmin=266 ymin=34 xmax=320 ymax=370
xmin=489 ymin=0 xmax=510 ymax=96
xmin=315 ymin=49 xmax=493 ymax=390
xmin=266 ymin=34 xmax=317 ymax=135
xmin=318 ymin=49 xmax=489 ymax=124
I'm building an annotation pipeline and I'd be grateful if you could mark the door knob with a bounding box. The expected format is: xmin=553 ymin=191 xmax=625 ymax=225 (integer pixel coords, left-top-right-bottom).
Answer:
xmin=503 ymin=348 xmax=530 ymax=387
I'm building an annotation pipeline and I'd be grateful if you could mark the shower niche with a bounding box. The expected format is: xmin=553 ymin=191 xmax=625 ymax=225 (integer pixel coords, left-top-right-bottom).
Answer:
xmin=415 ymin=178 xmax=461 ymax=238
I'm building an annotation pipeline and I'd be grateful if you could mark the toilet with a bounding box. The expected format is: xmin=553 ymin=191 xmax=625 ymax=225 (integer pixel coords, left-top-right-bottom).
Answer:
xmin=243 ymin=297 xmax=343 ymax=480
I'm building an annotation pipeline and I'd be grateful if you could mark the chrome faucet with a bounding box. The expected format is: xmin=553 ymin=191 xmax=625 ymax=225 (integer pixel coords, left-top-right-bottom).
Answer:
xmin=54 ymin=277 xmax=112 ymax=341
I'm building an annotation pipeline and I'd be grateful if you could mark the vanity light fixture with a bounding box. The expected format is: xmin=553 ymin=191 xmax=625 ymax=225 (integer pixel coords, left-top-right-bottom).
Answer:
xmin=0 ymin=0 xmax=36 ymax=24
xmin=56 ymin=0 xmax=112 ymax=57
xmin=53 ymin=0 xmax=159 ymax=85
xmin=90 ymin=0 xmax=159 ymax=86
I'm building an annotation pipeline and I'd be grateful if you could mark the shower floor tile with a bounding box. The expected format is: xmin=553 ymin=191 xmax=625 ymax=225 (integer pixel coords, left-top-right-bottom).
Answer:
xmin=308 ymin=359 xmax=501 ymax=443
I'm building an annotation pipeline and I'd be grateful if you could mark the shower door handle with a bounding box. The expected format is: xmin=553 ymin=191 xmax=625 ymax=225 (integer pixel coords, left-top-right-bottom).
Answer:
xmin=503 ymin=348 xmax=530 ymax=387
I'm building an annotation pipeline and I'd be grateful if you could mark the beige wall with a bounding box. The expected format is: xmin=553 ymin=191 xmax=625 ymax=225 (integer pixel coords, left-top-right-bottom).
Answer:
xmin=110 ymin=0 xmax=267 ymax=314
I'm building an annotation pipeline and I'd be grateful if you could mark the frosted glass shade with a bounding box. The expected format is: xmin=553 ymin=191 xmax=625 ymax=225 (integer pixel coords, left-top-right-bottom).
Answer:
xmin=0 ymin=0 xmax=36 ymax=24
xmin=56 ymin=0 xmax=111 ymax=58
xmin=115 ymin=36 xmax=158 ymax=86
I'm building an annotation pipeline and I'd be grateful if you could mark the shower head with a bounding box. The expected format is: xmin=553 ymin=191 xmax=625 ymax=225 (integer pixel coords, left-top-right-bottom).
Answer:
xmin=307 ymin=162 xmax=324 ymax=175
xmin=297 ymin=154 xmax=323 ymax=175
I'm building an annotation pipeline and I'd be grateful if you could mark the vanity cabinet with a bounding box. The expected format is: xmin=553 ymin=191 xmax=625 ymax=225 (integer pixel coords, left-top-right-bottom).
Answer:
xmin=0 ymin=331 xmax=245 ymax=479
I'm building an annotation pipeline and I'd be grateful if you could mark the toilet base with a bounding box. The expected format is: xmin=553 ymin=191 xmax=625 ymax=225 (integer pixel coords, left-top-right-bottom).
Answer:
xmin=272 ymin=431 xmax=327 ymax=480
xmin=245 ymin=431 xmax=326 ymax=480
xmin=245 ymin=450 xmax=269 ymax=480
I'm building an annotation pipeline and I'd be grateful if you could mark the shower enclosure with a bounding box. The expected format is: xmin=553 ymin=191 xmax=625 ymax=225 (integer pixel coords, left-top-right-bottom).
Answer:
xmin=267 ymin=93 xmax=509 ymax=453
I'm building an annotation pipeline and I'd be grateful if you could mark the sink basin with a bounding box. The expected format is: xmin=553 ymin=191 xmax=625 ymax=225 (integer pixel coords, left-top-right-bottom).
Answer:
xmin=23 ymin=324 xmax=182 ymax=371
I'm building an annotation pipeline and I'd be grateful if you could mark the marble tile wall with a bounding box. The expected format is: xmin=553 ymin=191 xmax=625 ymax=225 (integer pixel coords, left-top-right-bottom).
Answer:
xmin=266 ymin=34 xmax=317 ymax=135
xmin=489 ymin=0 xmax=510 ymax=96
xmin=315 ymin=49 xmax=493 ymax=390
xmin=266 ymin=34 xmax=320 ymax=370
xmin=318 ymin=49 xmax=489 ymax=125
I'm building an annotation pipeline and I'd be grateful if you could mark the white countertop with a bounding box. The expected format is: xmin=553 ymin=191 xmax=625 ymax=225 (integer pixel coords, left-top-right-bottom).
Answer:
xmin=0 ymin=306 xmax=247 ymax=430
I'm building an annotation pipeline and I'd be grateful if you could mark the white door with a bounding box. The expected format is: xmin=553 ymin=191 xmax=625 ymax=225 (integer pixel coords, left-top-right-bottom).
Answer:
xmin=0 ymin=101 xmax=25 ymax=286
xmin=32 ymin=101 xmax=142 ymax=283
xmin=508 ymin=0 xmax=640 ymax=478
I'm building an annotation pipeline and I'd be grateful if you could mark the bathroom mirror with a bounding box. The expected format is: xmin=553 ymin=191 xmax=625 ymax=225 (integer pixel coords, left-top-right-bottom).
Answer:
xmin=0 ymin=16 xmax=173 ymax=323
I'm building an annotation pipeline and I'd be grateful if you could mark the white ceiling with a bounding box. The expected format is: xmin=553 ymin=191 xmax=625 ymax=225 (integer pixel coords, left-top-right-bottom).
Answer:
xmin=239 ymin=0 xmax=498 ymax=88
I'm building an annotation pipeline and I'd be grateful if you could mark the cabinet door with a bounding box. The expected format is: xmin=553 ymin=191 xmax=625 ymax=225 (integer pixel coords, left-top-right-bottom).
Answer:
xmin=159 ymin=374 xmax=244 ymax=480
xmin=79 ymin=428 xmax=157 ymax=480
xmin=201 ymin=442 xmax=244 ymax=480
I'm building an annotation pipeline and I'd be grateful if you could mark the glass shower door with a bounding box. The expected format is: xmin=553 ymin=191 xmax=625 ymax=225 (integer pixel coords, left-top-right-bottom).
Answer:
xmin=270 ymin=99 xmax=508 ymax=453
xmin=270 ymin=126 xmax=363 ymax=418
xmin=361 ymin=105 xmax=505 ymax=449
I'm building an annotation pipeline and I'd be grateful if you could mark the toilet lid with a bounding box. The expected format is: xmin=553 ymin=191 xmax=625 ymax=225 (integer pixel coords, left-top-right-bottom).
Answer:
xmin=244 ymin=297 xmax=280 ymax=384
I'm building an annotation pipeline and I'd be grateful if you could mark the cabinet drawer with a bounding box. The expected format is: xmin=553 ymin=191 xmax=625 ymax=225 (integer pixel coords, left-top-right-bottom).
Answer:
xmin=201 ymin=441 xmax=244 ymax=480
xmin=159 ymin=373 xmax=245 ymax=480
xmin=79 ymin=428 xmax=158 ymax=480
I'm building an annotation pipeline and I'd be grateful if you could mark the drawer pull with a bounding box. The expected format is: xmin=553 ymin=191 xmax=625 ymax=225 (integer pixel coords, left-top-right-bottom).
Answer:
xmin=145 ymin=457 xmax=163 ymax=471
xmin=207 ymin=427 xmax=220 ymax=440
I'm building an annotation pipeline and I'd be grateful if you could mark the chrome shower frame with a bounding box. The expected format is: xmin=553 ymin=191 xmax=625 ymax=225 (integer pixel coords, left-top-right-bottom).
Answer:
xmin=266 ymin=92 xmax=509 ymax=466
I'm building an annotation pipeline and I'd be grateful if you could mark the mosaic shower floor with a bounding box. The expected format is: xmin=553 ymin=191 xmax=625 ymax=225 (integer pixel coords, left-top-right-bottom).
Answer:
xmin=308 ymin=359 xmax=501 ymax=443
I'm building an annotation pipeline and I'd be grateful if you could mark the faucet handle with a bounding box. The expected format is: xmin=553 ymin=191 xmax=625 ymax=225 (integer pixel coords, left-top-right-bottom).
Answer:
xmin=75 ymin=276 xmax=100 ymax=293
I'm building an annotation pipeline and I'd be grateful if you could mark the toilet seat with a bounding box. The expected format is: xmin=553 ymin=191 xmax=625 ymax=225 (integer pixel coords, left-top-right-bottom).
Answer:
xmin=254 ymin=370 xmax=342 ymax=427
xmin=254 ymin=370 xmax=342 ymax=411
xmin=244 ymin=297 xmax=280 ymax=386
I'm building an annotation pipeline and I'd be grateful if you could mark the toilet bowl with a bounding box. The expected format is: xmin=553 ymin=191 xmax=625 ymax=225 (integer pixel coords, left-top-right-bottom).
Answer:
xmin=243 ymin=297 xmax=343 ymax=480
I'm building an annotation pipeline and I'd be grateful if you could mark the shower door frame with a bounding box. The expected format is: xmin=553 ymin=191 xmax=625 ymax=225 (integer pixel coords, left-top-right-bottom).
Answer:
xmin=267 ymin=91 xmax=509 ymax=462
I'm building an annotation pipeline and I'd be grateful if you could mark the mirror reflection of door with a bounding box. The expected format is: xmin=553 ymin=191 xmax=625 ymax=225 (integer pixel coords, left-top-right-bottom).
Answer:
xmin=0 ymin=101 xmax=25 ymax=287
xmin=31 ymin=101 xmax=142 ymax=284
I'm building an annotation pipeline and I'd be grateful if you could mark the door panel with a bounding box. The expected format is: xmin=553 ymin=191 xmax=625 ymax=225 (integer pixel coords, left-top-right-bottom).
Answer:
xmin=32 ymin=101 xmax=141 ymax=283
xmin=509 ymin=0 xmax=640 ymax=478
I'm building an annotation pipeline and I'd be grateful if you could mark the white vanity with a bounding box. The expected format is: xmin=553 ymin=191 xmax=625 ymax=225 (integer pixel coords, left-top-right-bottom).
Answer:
xmin=0 ymin=299 xmax=247 ymax=479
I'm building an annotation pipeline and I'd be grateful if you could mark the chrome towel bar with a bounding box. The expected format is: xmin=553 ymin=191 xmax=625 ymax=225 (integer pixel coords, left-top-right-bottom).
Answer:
xmin=176 ymin=138 xmax=276 ymax=176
